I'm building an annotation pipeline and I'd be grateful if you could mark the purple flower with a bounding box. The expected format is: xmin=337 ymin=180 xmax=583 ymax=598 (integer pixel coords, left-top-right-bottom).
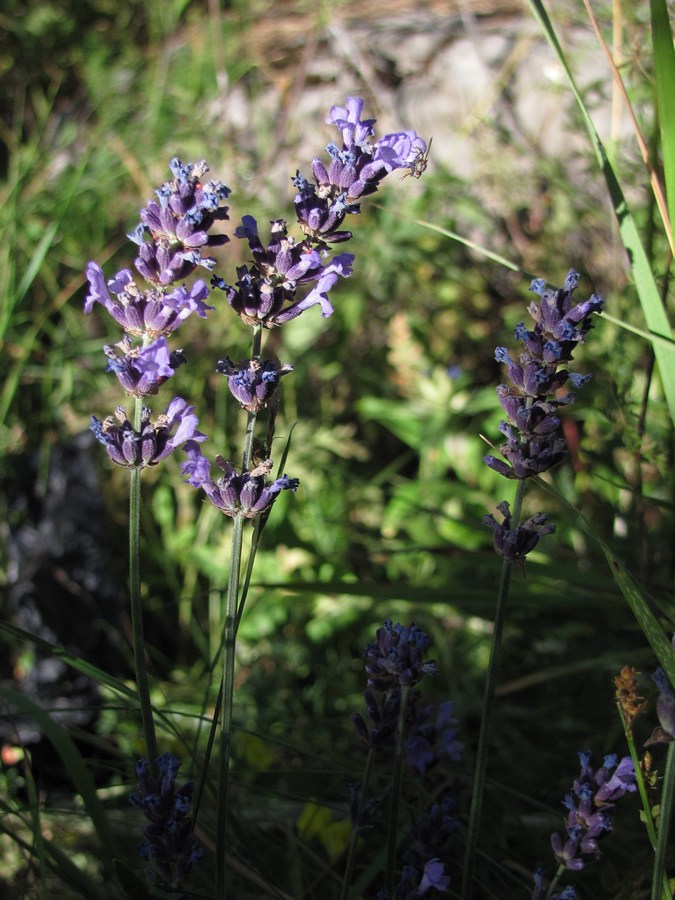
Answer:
xmin=405 ymin=701 xmax=463 ymax=774
xmin=216 ymin=215 xmax=354 ymax=327
xmin=364 ymin=620 xmax=438 ymax=691
xmin=90 ymin=398 xmax=206 ymax=468
xmin=417 ymin=858 xmax=451 ymax=895
xmin=483 ymin=500 xmax=555 ymax=566
xmin=84 ymin=261 xmax=214 ymax=338
xmin=128 ymin=158 xmax=230 ymax=286
xmin=326 ymin=97 xmax=377 ymax=150
xmin=551 ymin=751 xmax=636 ymax=871
xmin=485 ymin=270 xmax=602 ymax=481
xmin=294 ymin=97 xmax=427 ymax=242
xmin=181 ymin=441 xmax=298 ymax=518
xmin=374 ymin=131 xmax=428 ymax=174
xmin=103 ymin=336 xmax=185 ymax=397
xmin=130 ymin=752 xmax=202 ymax=890
xmin=216 ymin=357 xmax=293 ymax=412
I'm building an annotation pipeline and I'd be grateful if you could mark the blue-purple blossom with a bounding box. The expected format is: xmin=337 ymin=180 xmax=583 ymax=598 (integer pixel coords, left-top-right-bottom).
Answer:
xmin=405 ymin=701 xmax=463 ymax=774
xmin=181 ymin=441 xmax=298 ymax=518
xmin=551 ymin=751 xmax=636 ymax=871
xmin=90 ymin=398 xmax=205 ymax=468
xmin=364 ymin=620 xmax=438 ymax=691
xmin=128 ymin=158 xmax=230 ymax=286
xmin=216 ymin=356 xmax=293 ymax=412
xmin=294 ymin=96 xmax=427 ymax=243
xmin=214 ymin=215 xmax=354 ymax=327
xmin=103 ymin=336 xmax=185 ymax=397
xmin=484 ymin=270 xmax=603 ymax=480
xmin=483 ymin=500 xmax=555 ymax=567
xmin=84 ymin=262 xmax=213 ymax=339
xmin=130 ymin=752 xmax=202 ymax=891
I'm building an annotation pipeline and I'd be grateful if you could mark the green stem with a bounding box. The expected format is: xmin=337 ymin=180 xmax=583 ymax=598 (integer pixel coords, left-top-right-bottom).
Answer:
xmin=460 ymin=478 xmax=527 ymax=900
xmin=543 ymin=864 xmax=567 ymax=899
xmin=386 ymin=684 xmax=411 ymax=894
xmin=652 ymin=741 xmax=675 ymax=900
xmin=129 ymin=397 xmax=158 ymax=777
xmin=214 ymin=324 xmax=264 ymax=899
xmin=339 ymin=748 xmax=376 ymax=900
xmin=242 ymin=325 xmax=263 ymax=471
xmin=214 ymin=513 xmax=245 ymax=900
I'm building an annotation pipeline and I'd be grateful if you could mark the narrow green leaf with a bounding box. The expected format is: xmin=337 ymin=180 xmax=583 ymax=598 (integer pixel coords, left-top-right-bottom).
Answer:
xmin=651 ymin=0 xmax=675 ymax=238
xmin=528 ymin=0 xmax=675 ymax=426
xmin=600 ymin=547 xmax=675 ymax=688
xmin=0 ymin=685 xmax=117 ymax=864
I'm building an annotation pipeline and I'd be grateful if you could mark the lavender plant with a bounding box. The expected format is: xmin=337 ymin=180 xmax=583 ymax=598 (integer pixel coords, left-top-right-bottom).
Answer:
xmin=347 ymin=621 xmax=459 ymax=899
xmin=84 ymin=98 xmax=427 ymax=896
xmin=461 ymin=270 xmax=605 ymax=899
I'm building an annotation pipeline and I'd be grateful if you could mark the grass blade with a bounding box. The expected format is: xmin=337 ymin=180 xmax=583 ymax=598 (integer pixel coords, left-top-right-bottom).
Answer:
xmin=528 ymin=0 xmax=675 ymax=427
xmin=651 ymin=0 xmax=675 ymax=240
xmin=0 ymin=686 xmax=117 ymax=870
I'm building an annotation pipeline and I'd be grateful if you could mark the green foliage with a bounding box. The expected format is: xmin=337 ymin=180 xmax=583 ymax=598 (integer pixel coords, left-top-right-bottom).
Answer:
xmin=0 ymin=0 xmax=673 ymax=897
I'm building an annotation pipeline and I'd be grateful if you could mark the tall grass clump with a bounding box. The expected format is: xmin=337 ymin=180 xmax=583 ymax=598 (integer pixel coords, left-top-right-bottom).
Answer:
xmin=0 ymin=1 xmax=673 ymax=899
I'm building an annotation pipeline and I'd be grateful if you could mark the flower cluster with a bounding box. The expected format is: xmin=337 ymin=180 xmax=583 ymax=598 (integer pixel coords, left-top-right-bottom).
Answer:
xmin=484 ymin=270 xmax=603 ymax=481
xmin=483 ymin=501 xmax=555 ymax=568
xmin=364 ymin=620 xmax=438 ymax=691
xmin=130 ymin=752 xmax=203 ymax=891
xmin=213 ymin=97 xmax=427 ymax=330
xmin=405 ymin=701 xmax=463 ymax=775
xmin=550 ymin=751 xmax=636 ymax=871
xmin=181 ymin=441 xmax=298 ymax=519
xmin=85 ymin=158 xmax=229 ymax=456
xmin=216 ymin=355 xmax=293 ymax=413
xmin=127 ymin=157 xmax=230 ymax=286
xmin=91 ymin=399 xmax=205 ymax=468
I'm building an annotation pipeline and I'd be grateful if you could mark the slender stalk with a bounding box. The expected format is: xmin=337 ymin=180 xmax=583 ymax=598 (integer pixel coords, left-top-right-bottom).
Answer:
xmin=214 ymin=323 xmax=264 ymax=899
xmin=620 ymin=722 xmax=672 ymax=900
xmin=129 ymin=396 xmax=158 ymax=777
xmin=460 ymin=478 xmax=527 ymax=900
xmin=651 ymin=742 xmax=675 ymax=900
xmin=339 ymin=748 xmax=376 ymax=900
xmin=214 ymin=513 xmax=245 ymax=900
xmin=385 ymin=684 xmax=411 ymax=894
xmin=242 ymin=325 xmax=263 ymax=470
xmin=543 ymin=864 xmax=567 ymax=899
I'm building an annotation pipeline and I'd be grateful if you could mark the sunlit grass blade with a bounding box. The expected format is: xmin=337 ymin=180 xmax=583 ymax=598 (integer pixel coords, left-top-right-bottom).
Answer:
xmin=580 ymin=0 xmax=672 ymax=254
xmin=528 ymin=0 xmax=675 ymax=427
xmin=651 ymin=0 xmax=675 ymax=241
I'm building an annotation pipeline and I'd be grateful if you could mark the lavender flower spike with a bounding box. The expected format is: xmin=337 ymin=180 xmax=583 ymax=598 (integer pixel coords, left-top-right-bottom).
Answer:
xmin=130 ymin=752 xmax=202 ymax=891
xmin=364 ymin=619 xmax=438 ymax=691
xmin=551 ymin=751 xmax=636 ymax=871
xmin=484 ymin=270 xmax=603 ymax=480
xmin=91 ymin=397 xmax=206 ymax=468
xmin=181 ymin=441 xmax=299 ymax=519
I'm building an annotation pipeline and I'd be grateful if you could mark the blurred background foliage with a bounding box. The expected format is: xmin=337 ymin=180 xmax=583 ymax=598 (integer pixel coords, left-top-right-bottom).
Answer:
xmin=0 ymin=0 xmax=673 ymax=897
